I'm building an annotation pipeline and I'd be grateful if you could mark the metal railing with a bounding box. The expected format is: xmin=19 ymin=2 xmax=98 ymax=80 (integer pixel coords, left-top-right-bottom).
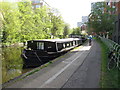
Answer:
xmin=99 ymin=37 xmax=120 ymax=70
xmin=99 ymin=36 xmax=120 ymax=50
xmin=99 ymin=36 xmax=120 ymax=59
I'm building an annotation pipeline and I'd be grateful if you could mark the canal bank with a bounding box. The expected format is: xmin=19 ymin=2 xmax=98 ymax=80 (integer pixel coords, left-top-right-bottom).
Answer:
xmin=2 ymin=41 xmax=92 ymax=88
xmin=2 ymin=42 xmax=85 ymax=88
xmin=1 ymin=41 xmax=82 ymax=85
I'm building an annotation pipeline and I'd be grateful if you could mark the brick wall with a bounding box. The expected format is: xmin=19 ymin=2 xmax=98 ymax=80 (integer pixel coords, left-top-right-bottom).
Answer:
xmin=116 ymin=1 xmax=120 ymax=14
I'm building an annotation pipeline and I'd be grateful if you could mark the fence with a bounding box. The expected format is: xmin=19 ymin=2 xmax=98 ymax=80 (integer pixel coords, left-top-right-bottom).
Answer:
xmin=99 ymin=36 xmax=120 ymax=52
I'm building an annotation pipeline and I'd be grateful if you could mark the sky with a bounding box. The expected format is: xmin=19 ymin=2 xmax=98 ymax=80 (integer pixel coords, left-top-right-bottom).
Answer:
xmin=45 ymin=0 xmax=104 ymax=28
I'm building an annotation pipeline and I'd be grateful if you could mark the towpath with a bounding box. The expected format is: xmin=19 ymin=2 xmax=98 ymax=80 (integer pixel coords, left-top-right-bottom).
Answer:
xmin=4 ymin=39 xmax=101 ymax=88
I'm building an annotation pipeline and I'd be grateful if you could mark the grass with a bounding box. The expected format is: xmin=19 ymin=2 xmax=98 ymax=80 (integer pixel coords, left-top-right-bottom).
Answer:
xmin=96 ymin=38 xmax=120 ymax=88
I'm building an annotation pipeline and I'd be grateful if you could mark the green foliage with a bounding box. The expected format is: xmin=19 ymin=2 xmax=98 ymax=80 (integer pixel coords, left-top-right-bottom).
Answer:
xmin=72 ymin=27 xmax=81 ymax=35
xmin=88 ymin=2 xmax=116 ymax=35
xmin=2 ymin=46 xmax=23 ymax=83
xmin=1 ymin=1 xmax=66 ymax=45
xmin=1 ymin=2 xmax=21 ymax=44
xmin=63 ymin=23 xmax=70 ymax=38
xmin=18 ymin=1 xmax=35 ymax=42
xmin=49 ymin=9 xmax=64 ymax=38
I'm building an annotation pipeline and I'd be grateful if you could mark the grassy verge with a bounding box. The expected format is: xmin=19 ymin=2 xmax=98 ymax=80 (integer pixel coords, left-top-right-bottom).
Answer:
xmin=96 ymin=38 xmax=120 ymax=88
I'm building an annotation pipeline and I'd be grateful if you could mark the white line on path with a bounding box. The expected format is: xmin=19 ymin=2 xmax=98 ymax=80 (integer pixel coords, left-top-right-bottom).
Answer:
xmin=39 ymin=48 xmax=86 ymax=88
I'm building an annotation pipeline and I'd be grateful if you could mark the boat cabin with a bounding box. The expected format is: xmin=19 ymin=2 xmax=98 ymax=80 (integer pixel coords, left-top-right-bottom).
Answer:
xmin=22 ymin=38 xmax=82 ymax=67
xmin=26 ymin=38 xmax=82 ymax=53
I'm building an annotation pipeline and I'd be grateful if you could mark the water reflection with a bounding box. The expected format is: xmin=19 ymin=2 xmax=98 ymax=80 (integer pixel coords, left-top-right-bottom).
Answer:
xmin=2 ymin=46 xmax=24 ymax=83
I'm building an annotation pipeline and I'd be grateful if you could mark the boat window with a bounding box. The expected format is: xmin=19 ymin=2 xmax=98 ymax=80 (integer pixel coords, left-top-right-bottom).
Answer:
xmin=71 ymin=41 xmax=73 ymax=46
xmin=65 ymin=42 xmax=70 ymax=47
xmin=76 ymin=41 xmax=78 ymax=45
xmin=37 ymin=42 xmax=44 ymax=50
xmin=57 ymin=43 xmax=63 ymax=51
xmin=73 ymin=41 xmax=75 ymax=45
xmin=63 ymin=43 xmax=65 ymax=48
xmin=47 ymin=42 xmax=56 ymax=52
xmin=27 ymin=41 xmax=34 ymax=49
xmin=67 ymin=43 xmax=69 ymax=47
xmin=70 ymin=42 xmax=72 ymax=46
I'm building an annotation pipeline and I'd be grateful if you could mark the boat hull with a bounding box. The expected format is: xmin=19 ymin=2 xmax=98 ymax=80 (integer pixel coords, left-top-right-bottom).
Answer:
xmin=21 ymin=50 xmax=63 ymax=67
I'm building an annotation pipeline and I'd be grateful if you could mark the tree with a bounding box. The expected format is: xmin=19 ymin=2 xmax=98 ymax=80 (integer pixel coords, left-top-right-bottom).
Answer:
xmin=32 ymin=6 xmax=52 ymax=39
xmin=18 ymin=1 xmax=35 ymax=42
xmin=1 ymin=2 xmax=21 ymax=44
xmin=48 ymin=8 xmax=64 ymax=38
xmin=72 ymin=27 xmax=81 ymax=35
xmin=0 ymin=12 xmax=4 ymax=44
xmin=1 ymin=1 xmax=66 ymax=45
xmin=88 ymin=2 xmax=116 ymax=36
xmin=63 ymin=24 xmax=70 ymax=38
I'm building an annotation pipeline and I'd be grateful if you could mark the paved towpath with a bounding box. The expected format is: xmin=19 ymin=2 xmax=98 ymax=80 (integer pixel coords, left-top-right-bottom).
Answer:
xmin=4 ymin=39 xmax=101 ymax=88
xmin=62 ymin=40 xmax=101 ymax=88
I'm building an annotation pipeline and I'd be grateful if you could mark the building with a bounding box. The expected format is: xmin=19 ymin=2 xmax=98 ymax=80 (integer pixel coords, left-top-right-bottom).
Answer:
xmin=81 ymin=24 xmax=87 ymax=31
xmin=105 ymin=0 xmax=120 ymax=14
xmin=31 ymin=0 xmax=50 ymax=9
xmin=1 ymin=0 xmax=50 ymax=9
xmin=105 ymin=0 xmax=120 ymax=44
xmin=77 ymin=22 xmax=83 ymax=27
xmin=82 ymin=16 xmax=88 ymax=23
xmin=91 ymin=2 xmax=97 ymax=11
xmin=31 ymin=0 xmax=43 ymax=9
xmin=116 ymin=1 xmax=120 ymax=14
xmin=81 ymin=16 xmax=88 ymax=30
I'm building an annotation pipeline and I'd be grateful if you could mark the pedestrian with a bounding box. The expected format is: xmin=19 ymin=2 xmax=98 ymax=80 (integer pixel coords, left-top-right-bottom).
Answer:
xmin=88 ymin=35 xmax=92 ymax=46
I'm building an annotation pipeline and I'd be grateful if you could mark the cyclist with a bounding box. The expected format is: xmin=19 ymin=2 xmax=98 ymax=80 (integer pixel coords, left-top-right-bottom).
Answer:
xmin=88 ymin=35 xmax=92 ymax=46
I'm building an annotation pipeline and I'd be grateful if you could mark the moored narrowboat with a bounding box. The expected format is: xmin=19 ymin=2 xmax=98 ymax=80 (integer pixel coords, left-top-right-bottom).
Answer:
xmin=21 ymin=38 xmax=82 ymax=67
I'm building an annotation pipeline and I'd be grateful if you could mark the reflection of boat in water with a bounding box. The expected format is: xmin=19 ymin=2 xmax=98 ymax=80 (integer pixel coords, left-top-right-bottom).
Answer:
xmin=21 ymin=38 xmax=83 ymax=67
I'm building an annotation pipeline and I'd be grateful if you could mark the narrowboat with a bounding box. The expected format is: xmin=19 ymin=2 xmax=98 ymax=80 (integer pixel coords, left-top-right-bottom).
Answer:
xmin=21 ymin=38 xmax=82 ymax=67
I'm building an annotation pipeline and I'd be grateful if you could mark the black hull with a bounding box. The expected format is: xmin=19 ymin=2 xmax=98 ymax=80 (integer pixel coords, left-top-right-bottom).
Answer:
xmin=21 ymin=51 xmax=62 ymax=67
xmin=21 ymin=38 xmax=84 ymax=67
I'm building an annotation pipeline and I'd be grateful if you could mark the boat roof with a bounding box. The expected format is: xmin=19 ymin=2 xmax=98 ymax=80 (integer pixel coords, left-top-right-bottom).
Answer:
xmin=27 ymin=38 xmax=81 ymax=43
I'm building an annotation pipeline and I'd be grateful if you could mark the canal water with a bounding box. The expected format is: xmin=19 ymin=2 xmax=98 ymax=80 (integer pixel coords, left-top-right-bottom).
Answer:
xmin=1 ymin=45 xmax=66 ymax=84
xmin=2 ymin=46 xmax=34 ymax=84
